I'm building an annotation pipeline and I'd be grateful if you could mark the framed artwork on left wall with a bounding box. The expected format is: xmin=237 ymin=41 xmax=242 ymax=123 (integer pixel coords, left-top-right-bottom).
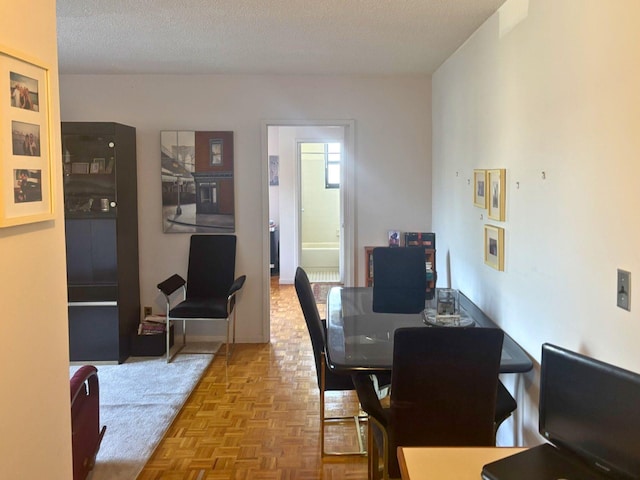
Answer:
xmin=0 ymin=47 xmax=54 ymax=227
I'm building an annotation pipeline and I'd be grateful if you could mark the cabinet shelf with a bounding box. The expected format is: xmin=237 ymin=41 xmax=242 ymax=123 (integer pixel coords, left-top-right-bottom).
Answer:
xmin=64 ymin=211 xmax=117 ymax=220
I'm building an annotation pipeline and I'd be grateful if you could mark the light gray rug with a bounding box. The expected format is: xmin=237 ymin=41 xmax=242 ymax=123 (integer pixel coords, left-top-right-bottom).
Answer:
xmin=70 ymin=346 xmax=218 ymax=480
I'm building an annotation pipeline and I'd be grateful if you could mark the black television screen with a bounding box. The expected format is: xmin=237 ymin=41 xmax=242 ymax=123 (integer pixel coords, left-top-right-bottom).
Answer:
xmin=539 ymin=344 xmax=640 ymax=479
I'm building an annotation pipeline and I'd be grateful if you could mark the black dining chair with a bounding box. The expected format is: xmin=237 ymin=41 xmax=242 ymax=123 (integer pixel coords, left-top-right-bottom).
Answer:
xmin=495 ymin=380 xmax=518 ymax=434
xmin=157 ymin=234 xmax=246 ymax=363
xmin=372 ymin=247 xmax=426 ymax=314
xmin=294 ymin=266 xmax=369 ymax=456
xmin=353 ymin=327 xmax=508 ymax=480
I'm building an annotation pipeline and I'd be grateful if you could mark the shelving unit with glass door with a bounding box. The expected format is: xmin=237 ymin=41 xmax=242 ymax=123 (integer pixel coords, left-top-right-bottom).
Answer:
xmin=62 ymin=122 xmax=139 ymax=363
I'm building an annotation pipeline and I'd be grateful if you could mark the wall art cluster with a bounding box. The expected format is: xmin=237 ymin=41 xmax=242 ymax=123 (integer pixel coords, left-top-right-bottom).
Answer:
xmin=474 ymin=168 xmax=506 ymax=271
xmin=0 ymin=48 xmax=53 ymax=227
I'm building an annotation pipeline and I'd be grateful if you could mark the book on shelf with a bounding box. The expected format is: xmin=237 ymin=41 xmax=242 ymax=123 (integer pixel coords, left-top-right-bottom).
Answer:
xmin=425 ymin=261 xmax=433 ymax=278
xmin=143 ymin=314 xmax=166 ymax=324
xmin=138 ymin=322 xmax=166 ymax=335
xmin=404 ymin=232 xmax=436 ymax=249
xmin=138 ymin=315 xmax=168 ymax=335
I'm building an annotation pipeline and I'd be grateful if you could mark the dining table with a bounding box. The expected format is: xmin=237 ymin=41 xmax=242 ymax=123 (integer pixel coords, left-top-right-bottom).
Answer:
xmin=324 ymin=286 xmax=533 ymax=445
xmin=325 ymin=286 xmax=533 ymax=374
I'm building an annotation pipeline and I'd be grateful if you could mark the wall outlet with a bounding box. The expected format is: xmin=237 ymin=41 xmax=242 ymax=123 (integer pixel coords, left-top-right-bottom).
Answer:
xmin=617 ymin=269 xmax=631 ymax=311
xmin=143 ymin=306 xmax=153 ymax=317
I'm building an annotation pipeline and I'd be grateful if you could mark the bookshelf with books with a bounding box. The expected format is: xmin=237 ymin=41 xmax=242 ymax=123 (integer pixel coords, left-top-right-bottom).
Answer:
xmin=364 ymin=246 xmax=377 ymax=287
xmin=423 ymin=248 xmax=437 ymax=299
xmin=403 ymin=232 xmax=435 ymax=249
xmin=404 ymin=232 xmax=437 ymax=299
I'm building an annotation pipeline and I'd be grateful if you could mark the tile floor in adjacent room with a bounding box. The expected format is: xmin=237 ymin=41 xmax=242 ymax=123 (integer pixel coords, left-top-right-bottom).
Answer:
xmin=305 ymin=269 xmax=340 ymax=283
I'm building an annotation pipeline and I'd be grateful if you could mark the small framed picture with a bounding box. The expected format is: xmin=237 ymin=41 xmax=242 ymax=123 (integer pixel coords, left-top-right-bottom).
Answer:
xmin=91 ymin=158 xmax=105 ymax=173
xmin=388 ymin=230 xmax=401 ymax=247
xmin=487 ymin=169 xmax=506 ymax=221
xmin=484 ymin=224 xmax=504 ymax=271
xmin=473 ymin=169 xmax=487 ymax=208
xmin=72 ymin=162 xmax=89 ymax=174
xmin=105 ymin=157 xmax=114 ymax=174
xmin=269 ymin=155 xmax=279 ymax=186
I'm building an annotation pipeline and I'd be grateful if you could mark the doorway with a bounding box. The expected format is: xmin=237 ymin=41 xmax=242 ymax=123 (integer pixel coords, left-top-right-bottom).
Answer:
xmin=299 ymin=141 xmax=341 ymax=283
xmin=262 ymin=120 xmax=355 ymax=340
xmin=265 ymin=123 xmax=354 ymax=283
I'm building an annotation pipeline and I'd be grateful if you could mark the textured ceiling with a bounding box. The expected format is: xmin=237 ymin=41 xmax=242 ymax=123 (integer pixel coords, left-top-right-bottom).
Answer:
xmin=56 ymin=0 xmax=506 ymax=75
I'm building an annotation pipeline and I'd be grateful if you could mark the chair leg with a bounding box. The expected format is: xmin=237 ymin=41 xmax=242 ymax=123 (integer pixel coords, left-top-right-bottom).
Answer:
xmin=232 ymin=307 xmax=237 ymax=350
xmin=219 ymin=310 xmax=237 ymax=365
xmin=367 ymin=421 xmax=376 ymax=480
xmin=320 ymin=359 xmax=367 ymax=456
xmin=366 ymin=417 xmax=390 ymax=480
xmin=225 ymin=316 xmax=231 ymax=365
xmin=320 ymin=382 xmax=326 ymax=455
xmin=166 ymin=318 xmax=171 ymax=363
xmin=166 ymin=319 xmax=186 ymax=363
xmin=381 ymin=425 xmax=390 ymax=480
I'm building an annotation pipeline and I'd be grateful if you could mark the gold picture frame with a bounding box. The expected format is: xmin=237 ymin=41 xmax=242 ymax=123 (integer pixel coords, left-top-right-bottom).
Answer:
xmin=0 ymin=47 xmax=53 ymax=227
xmin=473 ymin=169 xmax=487 ymax=208
xmin=487 ymin=169 xmax=506 ymax=221
xmin=484 ymin=224 xmax=504 ymax=271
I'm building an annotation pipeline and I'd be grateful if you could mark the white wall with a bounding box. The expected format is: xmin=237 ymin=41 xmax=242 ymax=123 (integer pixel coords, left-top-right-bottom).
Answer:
xmin=432 ymin=0 xmax=640 ymax=446
xmin=59 ymin=74 xmax=432 ymax=341
xmin=0 ymin=1 xmax=73 ymax=477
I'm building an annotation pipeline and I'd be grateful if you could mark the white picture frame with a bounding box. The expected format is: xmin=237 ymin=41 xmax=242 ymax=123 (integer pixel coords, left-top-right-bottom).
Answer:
xmin=0 ymin=47 xmax=53 ymax=227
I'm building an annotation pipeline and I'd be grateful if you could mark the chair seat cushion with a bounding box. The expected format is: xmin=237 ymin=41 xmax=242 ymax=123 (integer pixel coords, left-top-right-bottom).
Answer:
xmin=324 ymin=369 xmax=358 ymax=392
xmin=170 ymin=297 xmax=228 ymax=318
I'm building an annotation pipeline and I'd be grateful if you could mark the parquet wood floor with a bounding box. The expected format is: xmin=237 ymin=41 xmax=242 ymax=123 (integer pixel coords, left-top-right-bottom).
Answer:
xmin=137 ymin=277 xmax=368 ymax=479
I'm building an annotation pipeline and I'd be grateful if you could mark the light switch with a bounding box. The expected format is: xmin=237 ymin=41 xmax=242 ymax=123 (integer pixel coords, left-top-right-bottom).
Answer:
xmin=617 ymin=269 xmax=630 ymax=311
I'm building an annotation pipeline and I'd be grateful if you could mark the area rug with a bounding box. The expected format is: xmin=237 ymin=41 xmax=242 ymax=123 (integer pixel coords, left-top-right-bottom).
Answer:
xmin=70 ymin=345 xmax=218 ymax=480
xmin=311 ymin=282 xmax=341 ymax=304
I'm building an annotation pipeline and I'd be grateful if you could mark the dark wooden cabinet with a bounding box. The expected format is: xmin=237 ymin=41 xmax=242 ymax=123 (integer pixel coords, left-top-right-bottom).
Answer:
xmin=270 ymin=225 xmax=279 ymax=275
xmin=62 ymin=122 xmax=139 ymax=363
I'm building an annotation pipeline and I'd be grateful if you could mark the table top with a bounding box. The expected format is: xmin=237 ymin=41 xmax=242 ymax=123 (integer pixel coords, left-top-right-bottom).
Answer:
xmin=325 ymin=287 xmax=533 ymax=374
xmin=398 ymin=447 xmax=527 ymax=480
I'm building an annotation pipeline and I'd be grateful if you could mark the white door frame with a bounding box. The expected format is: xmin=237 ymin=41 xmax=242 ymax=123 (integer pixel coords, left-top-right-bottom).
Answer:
xmin=260 ymin=119 xmax=355 ymax=337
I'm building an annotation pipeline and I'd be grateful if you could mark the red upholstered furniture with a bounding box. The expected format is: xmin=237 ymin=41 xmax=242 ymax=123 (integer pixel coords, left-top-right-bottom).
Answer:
xmin=70 ymin=365 xmax=106 ymax=480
